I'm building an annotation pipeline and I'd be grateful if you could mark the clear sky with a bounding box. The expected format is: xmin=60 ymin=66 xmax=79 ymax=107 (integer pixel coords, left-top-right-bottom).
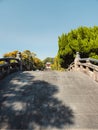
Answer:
xmin=0 ymin=0 xmax=98 ymax=59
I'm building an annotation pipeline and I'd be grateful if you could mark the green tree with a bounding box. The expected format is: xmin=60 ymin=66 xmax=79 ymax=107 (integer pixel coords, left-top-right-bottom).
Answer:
xmin=43 ymin=57 xmax=54 ymax=64
xmin=57 ymin=26 xmax=98 ymax=68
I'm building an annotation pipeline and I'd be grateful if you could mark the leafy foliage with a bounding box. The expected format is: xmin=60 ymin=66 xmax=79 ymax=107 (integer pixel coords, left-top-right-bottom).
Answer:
xmin=3 ymin=50 xmax=18 ymax=58
xmin=3 ymin=50 xmax=44 ymax=70
xmin=43 ymin=57 xmax=54 ymax=64
xmin=57 ymin=26 xmax=98 ymax=68
xmin=34 ymin=57 xmax=45 ymax=70
xmin=0 ymin=61 xmax=5 ymax=65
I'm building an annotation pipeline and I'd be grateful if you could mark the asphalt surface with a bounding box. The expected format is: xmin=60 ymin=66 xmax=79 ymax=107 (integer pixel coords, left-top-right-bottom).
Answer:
xmin=0 ymin=70 xmax=98 ymax=130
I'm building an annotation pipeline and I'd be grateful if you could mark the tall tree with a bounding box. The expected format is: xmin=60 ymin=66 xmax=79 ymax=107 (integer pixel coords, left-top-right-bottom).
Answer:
xmin=57 ymin=26 xmax=98 ymax=68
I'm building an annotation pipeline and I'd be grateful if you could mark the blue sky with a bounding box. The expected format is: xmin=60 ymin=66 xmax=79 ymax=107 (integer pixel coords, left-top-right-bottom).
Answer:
xmin=0 ymin=0 xmax=98 ymax=59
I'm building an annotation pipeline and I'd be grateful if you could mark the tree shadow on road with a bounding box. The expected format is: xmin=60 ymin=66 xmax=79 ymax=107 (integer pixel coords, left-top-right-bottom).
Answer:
xmin=0 ymin=77 xmax=74 ymax=129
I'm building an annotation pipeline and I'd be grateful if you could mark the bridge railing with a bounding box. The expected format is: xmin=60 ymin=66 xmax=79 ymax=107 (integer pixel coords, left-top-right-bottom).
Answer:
xmin=68 ymin=52 xmax=98 ymax=82
xmin=0 ymin=53 xmax=34 ymax=79
xmin=0 ymin=57 xmax=21 ymax=79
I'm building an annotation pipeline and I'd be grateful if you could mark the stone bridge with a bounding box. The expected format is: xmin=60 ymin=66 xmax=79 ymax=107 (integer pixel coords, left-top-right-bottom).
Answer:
xmin=0 ymin=53 xmax=98 ymax=130
xmin=68 ymin=52 xmax=98 ymax=82
xmin=0 ymin=52 xmax=33 ymax=79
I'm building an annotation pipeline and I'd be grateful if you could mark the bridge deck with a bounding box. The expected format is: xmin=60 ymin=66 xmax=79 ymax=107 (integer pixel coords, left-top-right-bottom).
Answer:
xmin=0 ymin=71 xmax=98 ymax=130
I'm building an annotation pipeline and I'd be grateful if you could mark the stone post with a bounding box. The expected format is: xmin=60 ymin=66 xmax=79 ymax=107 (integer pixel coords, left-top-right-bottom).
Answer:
xmin=74 ymin=52 xmax=80 ymax=70
xmin=86 ymin=58 xmax=90 ymax=75
xmin=16 ymin=52 xmax=22 ymax=71
xmin=86 ymin=58 xmax=90 ymax=64
xmin=7 ymin=60 xmax=10 ymax=74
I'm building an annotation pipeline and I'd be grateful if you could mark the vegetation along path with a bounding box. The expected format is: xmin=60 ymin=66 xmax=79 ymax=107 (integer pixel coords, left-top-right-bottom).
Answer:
xmin=0 ymin=71 xmax=98 ymax=130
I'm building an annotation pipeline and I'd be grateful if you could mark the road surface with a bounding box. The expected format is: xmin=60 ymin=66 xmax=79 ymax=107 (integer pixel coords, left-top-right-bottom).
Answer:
xmin=0 ymin=70 xmax=98 ymax=130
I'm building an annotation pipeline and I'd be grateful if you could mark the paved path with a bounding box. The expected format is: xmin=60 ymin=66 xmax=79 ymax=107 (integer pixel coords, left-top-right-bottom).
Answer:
xmin=0 ymin=71 xmax=98 ymax=130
